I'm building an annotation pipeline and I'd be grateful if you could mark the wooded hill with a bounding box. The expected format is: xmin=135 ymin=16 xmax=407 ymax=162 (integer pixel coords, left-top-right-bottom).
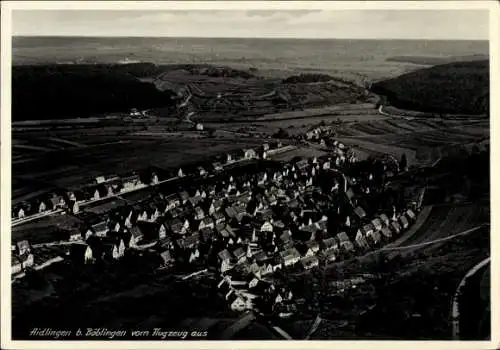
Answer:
xmin=371 ymin=60 xmax=489 ymax=115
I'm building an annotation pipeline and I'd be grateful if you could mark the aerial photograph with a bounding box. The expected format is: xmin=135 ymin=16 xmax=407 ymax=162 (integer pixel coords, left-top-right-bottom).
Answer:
xmin=7 ymin=4 xmax=491 ymax=343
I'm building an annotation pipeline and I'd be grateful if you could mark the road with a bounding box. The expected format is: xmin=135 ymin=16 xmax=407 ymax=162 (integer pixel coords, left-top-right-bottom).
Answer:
xmin=382 ymin=225 xmax=486 ymax=253
xmin=12 ymin=209 xmax=65 ymax=228
xmin=451 ymin=257 xmax=490 ymax=340
xmin=219 ymin=312 xmax=256 ymax=339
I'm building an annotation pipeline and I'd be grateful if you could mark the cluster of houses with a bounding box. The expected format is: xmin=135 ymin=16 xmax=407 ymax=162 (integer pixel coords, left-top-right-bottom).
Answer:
xmin=13 ymin=148 xmax=418 ymax=314
xmin=11 ymin=240 xmax=34 ymax=275
xmin=11 ymin=141 xmax=291 ymax=222
xmin=12 ymin=126 xmax=422 ymax=320
xmin=11 ymin=173 xmax=147 ymax=220
xmin=304 ymin=125 xmax=335 ymax=141
xmin=11 ymin=239 xmax=65 ymax=276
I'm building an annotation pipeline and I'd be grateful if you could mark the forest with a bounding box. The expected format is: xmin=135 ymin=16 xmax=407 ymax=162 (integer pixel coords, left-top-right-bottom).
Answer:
xmin=12 ymin=64 xmax=178 ymax=121
xmin=371 ymin=60 xmax=489 ymax=115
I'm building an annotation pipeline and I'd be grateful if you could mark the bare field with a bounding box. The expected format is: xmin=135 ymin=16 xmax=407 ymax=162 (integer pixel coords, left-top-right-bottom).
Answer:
xmin=12 ymin=213 xmax=82 ymax=244
xmin=12 ymin=130 xmax=264 ymax=195
xmin=269 ymin=147 xmax=329 ymax=162
xmin=334 ymin=118 xmax=489 ymax=166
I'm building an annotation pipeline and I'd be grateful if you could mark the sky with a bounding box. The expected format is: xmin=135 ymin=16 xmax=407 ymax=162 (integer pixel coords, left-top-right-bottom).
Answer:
xmin=12 ymin=9 xmax=489 ymax=40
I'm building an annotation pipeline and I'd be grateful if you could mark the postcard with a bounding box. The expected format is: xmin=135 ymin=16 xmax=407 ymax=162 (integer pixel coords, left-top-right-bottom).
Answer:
xmin=1 ymin=1 xmax=498 ymax=349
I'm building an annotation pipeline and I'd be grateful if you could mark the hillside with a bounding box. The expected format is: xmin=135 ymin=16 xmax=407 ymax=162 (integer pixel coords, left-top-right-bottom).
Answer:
xmin=386 ymin=54 xmax=488 ymax=66
xmin=12 ymin=64 xmax=178 ymax=121
xmin=371 ymin=60 xmax=489 ymax=115
xmin=12 ymin=63 xmax=369 ymax=121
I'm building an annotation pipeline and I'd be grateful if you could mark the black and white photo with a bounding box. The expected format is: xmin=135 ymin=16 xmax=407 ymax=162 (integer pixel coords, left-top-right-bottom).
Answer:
xmin=1 ymin=1 xmax=498 ymax=349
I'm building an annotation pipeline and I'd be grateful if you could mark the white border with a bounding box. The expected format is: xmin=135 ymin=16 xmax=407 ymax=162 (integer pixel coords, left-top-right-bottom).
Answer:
xmin=1 ymin=1 xmax=499 ymax=350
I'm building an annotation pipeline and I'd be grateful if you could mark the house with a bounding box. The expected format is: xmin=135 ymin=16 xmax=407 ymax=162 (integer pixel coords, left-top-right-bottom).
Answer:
xmin=304 ymin=240 xmax=320 ymax=257
xmin=133 ymin=221 xmax=165 ymax=242
xmin=260 ymin=263 xmax=274 ymax=276
xmin=69 ymin=229 xmax=82 ymax=242
xmin=390 ymin=221 xmax=402 ymax=235
xmin=371 ymin=218 xmax=383 ymax=232
xmin=248 ymin=261 xmax=262 ymax=276
xmin=159 ymin=236 xmax=175 ymax=251
xmin=230 ymin=295 xmax=251 ymax=312
xmin=379 ymin=213 xmax=390 ymax=226
xmin=353 ymin=206 xmax=367 ymax=220
xmin=199 ymin=217 xmax=214 ymax=231
xmin=337 ymin=232 xmax=354 ymax=253
xmin=16 ymin=240 xmax=30 ymax=255
xmin=177 ymin=233 xmax=201 ymax=250
xmin=380 ymin=226 xmax=392 ymax=239
xmin=189 ymin=195 xmax=203 ymax=208
xmin=151 ymin=172 xmax=159 ymax=185
xmin=406 ymin=209 xmax=417 ymax=221
xmin=321 ymin=237 xmax=338 ymax=252
xmin=300 ymin=255 xmax=319 ymax=270
xmin=160 ymin=250 xmax=175 ymax=265
xmin=167 ymin=218 xmax=185 ymax=235
xmin=296 ymin=159 xmax=309 ymax=170
xmin=38 ymin=201 xmax=48 ymax=213
xmin=179 ymin=191 xmax=190 ymax=204
xmin=323 ymin=249 xmax=337 ymax=262
xmin=212 ymin=211 xmax=225 ymax=225
xmin=399 ymin=215 xmax=410 ymax=229
xmin=121 ymin=174 xmax=143 ymax=191
xmin=107 ymin=220 xmax=121 ymax=233
xmin=188 ymin=248 xmax=201 ymax=263
xmin=12 ymin=256 xmax=22 ymax=275
xmin=270 ymin=255 xmax=283 ymax=272
xmin=243 ymin=148 xmax=257 ymax=159
xmin=218 ymin=249 xmax=233 ymax=263
xmin=194 ymin=206 xmax=205 ymax=221
xmin=129 ymin=226 xmax=144 ymax=248
xmin=280 ymin=247 xmax=301 ymax=267
xmin=225 ymin=206 xmax=238 ymax=220
xmin=360 ymin=223 xmax=374 ymax=237
xmin=355 ymin=230 xmax=370 ymax=250
xmin=254 ymin=250 xmax=271 ymax=264
xmin=84 ymin=245 xmax=94 ymax=263
xmin=200 ymin=227 xmax=215 ymax=242
xmin=16 ymin=207 xmax=26 ymax=219
xmin=198 ymin=167 xmax=207 ymax=177
xmin=216 ymin=223 xmax=236 ymax=239
xmin=50 ymin=195 xmax=67 ymax=210
xmin=233 ymin=248 xmax=247 ymax=263
xmin=260 ymin=221 xmax=274 ymax=233
xmin=279 ymin=231 xmax=293 ymax=246
xmin=367 ymin=230 xmax=382 ymax=246
xmin=18 ymin=251 xmax=35 ymax=270
xmin=213 ymin=162 xmax=223 ymax=172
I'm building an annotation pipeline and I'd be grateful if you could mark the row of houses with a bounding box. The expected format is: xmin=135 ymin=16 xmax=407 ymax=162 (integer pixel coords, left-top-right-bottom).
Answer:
xmin=11 ymin=240 xmax=65 ymax=276
xmin=12 ymin=140 xmax=288 ymax=221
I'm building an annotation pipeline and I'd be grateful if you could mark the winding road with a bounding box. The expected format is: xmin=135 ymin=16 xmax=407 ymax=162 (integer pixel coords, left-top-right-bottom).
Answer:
xmin=451 ymin=257 xmax=491 ymax=340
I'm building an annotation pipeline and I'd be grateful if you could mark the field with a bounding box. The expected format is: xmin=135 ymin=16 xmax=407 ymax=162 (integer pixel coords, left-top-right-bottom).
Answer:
xmin=11 ymin=213 xmax=82 ymax=244
xmin=333 ymin=118 xmax=489 ymax=166
xmin=12 ymin=122 xmax=268 ymax=200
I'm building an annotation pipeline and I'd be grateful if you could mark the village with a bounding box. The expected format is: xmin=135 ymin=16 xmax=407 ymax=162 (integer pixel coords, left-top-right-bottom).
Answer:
xmin=11 ymin=125 xmax=423 ymax=319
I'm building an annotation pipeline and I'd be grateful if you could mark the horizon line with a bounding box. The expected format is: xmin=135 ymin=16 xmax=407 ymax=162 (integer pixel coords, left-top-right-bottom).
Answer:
xmin=12 ymin=35 xmax=489 ymax=42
